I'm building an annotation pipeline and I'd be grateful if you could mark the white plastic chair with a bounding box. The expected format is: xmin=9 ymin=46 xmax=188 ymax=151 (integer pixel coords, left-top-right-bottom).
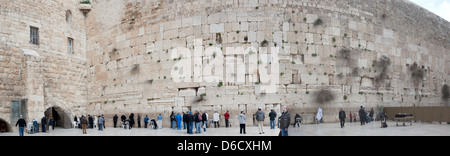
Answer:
xmin=73 ymin=122 xmax=78 ymax=129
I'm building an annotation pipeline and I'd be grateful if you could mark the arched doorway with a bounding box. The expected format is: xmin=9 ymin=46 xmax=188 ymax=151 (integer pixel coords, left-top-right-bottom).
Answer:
xmin=0 ymin=118 xmax=12 ymax=133
xmin=44 ymin=107 xmax=72 ymax=129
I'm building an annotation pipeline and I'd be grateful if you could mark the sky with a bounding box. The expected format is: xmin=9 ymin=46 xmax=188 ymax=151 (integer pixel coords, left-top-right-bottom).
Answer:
xmin=408 ymin=0 xmax=450 ymax=22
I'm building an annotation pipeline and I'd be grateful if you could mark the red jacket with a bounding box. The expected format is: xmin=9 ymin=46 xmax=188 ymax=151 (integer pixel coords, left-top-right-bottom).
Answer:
xmin=224 ymin=112 xmax=230 ymax=120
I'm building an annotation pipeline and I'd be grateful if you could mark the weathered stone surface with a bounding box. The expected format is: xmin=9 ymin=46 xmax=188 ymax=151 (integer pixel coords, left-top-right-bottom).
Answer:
xmin=1 ymin=0 xmax=449 ymax=131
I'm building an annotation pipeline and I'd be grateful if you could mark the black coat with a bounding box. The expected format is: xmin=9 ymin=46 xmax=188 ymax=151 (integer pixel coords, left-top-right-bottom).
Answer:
xmin=129 ymin=114 xmax=135 ymax=124
xmin=339 ymin=110 xmax=346 ymax=119
xmin=88 ymin=116 xmax=94 ymax=125
xmin=279 ymin=111 xmax=291 ymax=129
xmin=121 ymin=115 xmax=126 ymax=122
xmin=186 ymin=114 xmax=194 ymax=123
xmin=269 ymin=111 xmax=277 ymax=120
xmin=202 ymin=113 xmax=207 ymax=122
xmin=182 ymin=114 xmax=187 ymax=122
xmin=113 ymin=115 xmax=118 ymax=122
xmin=359 ymin=109 xmax=366 ymax=120
xmin=41 ymin=117 xmax=47 ymax=125
xmin=194 ymin=113 xmax=201 ymax=122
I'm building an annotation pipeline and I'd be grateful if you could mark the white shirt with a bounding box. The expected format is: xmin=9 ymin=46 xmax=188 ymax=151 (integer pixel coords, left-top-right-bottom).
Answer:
xmin=213 ymin=113 xmax=220 ymax=121
xmin=316 ymin=107 xmax=323 ymax=121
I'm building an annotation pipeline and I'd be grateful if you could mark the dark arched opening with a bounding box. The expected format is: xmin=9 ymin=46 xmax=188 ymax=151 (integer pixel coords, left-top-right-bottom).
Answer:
xmin=0 ymin=118 xmax=12 ymax=133
xmin=44 ymin=107 xmax=72 ymax=129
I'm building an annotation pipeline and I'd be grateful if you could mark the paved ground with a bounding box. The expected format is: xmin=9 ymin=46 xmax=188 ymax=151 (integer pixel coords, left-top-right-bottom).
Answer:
xmin=1 ymin=121 xmax=449 ymax=136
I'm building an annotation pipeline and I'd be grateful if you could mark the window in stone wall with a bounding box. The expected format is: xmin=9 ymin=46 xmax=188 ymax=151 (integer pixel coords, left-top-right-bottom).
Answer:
xmin=66 ymin=10 xmax=72 ymax=23
xmin=30 ymin=26 xmax=39 ymax=45
xmin=68 ymin=38 xmax=74 ymax=54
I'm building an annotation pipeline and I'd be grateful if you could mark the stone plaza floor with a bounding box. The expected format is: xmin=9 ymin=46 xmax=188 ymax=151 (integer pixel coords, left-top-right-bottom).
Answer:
xmin=1 ymin=121 xmax=449 ymax=136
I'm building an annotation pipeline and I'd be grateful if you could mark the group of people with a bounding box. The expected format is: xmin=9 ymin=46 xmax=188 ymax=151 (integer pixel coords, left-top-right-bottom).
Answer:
xmin=162 ymin=106 xmax=291 ymax=136
xmin=74 ymin=114 xmax=105 ymax=134
xmin=238 ymin=106 xmax=290 ymax=136
xmin=338 ymin=106 xmax=377 ymax=128
xmin=15 ymin=105 xmax=293 ymax=136
xmin=14 ymin=115 xmax=55 ymax=136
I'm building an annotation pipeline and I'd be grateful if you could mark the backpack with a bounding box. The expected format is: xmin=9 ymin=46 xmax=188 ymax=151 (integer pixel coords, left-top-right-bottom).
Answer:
xmin=198 ymin=114 xmax=202 ymax=121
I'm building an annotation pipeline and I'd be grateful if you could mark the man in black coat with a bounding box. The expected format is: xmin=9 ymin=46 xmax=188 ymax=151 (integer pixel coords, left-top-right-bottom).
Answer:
xmin=359 ymin=106 xmax=366 ymax=125
xmin=186 ymin=111 xmax=194 ymax=134
xmin=88 ymin=115 xmax=94 ymax=129
xmin=279 ymin=106 xmax=290 ymax=136
xmin=129 ymin=113 xmax=135 ymax=129
xmin=113 ymin=114 xmax=118 ymax=128
xmin=182 ymin=112 xmax=187 ymax=130
xmin=41 ymin=117 xmax=47 ymax=132
xmin=339 ymin=108 xmax=346 ymax=128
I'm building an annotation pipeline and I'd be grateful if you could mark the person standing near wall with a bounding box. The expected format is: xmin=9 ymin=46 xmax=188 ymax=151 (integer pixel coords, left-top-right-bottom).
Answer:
xmin=194 ymin=110 xmax=202 ymax=133
xmin=213 ymin=111 xmax=220 ymax=128
xmin=349 ymin=111 xmax=353 ymax=123
xmin=255 ymin=108 xmax=265 ymax=134
xmin=238 ymin=111 xmax=246 ymax=134
xmin=339 ymin=108 xmax=346 ymax=128
xmin=359 ymin=106 xmax=366 ymax=125
xmin=98 ymin=115 xmax=104 ymax=131
xmin=176 ymin=112 xmax=182 ymax=130
xmin=32 ymin=119 xmax=38 ymax=133
xmin=157 ymin=114 xmax=162 ymax=129
xmin=144 ymin=115 xmax=149 ymax=128
xmin=81 ymin=115 xmax=87 ymax=134
xmin=279 ymin=106 xmax=290 ymax=136
xmin=137 ymin=113 xmax=141 ymax=128
xmin=113 ymin=114 xmax=118 ymax=128
xmin=183 ymin=111 xmax=187 ymax=130
xmin=202 ymin=111 xmax=208 ymax=132
xmin=15 ymin=115 xmax=26 ymax=136
xmin=224 ymin=111 xmax=230 ymax=128
xmin=41 ymin=116 xmax=47 ymax=133
xmin=269 ymin=109 xmax=277 ymax=129
xmin=129 ymin=113 xmax=135 ymax=129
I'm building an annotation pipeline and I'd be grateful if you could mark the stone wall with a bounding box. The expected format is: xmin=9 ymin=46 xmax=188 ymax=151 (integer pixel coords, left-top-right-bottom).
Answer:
xmin=84 ymin=0 xmax=449 ymax=127
xmin=1 ymin=0 xmax=449 ymax=130
xmin=0 ymin=0 xmax=88 ymax=131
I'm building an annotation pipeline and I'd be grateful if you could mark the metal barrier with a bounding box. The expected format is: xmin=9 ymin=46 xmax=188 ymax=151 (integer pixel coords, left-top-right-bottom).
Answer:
xmin=384 ymin=106 xmax=450 ymax=123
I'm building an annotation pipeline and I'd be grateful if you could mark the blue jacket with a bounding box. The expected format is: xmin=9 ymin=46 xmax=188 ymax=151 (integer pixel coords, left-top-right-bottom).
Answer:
xmin=176 ymin=114 xmax=182 ymax=122
xmin=157 ymin=115 xmax=162 ymax=120
xmin=144 ymin=116 xmax=149 ymax=123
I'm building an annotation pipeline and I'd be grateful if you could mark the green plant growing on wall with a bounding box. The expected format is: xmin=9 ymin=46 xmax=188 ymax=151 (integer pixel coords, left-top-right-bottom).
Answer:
xmin=409 ymin=62 xmax=425 ymax=88
xmin=373 ymin=55 xmax=391 ymax=87
xmin=260 ymin=40 xmax=268 ymax=47
xmin=217 ymin=81 xmax=223 ymax=87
